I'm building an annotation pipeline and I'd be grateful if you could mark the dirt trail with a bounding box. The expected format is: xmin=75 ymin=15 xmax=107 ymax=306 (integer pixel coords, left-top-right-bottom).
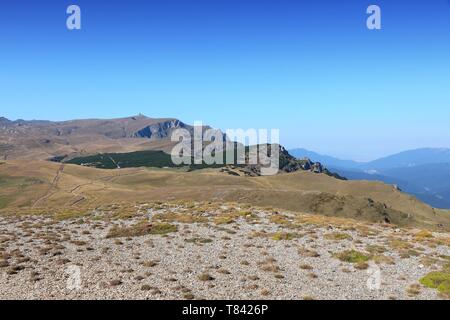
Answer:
xmin=32 ymin=164 xmax=65 ymax=207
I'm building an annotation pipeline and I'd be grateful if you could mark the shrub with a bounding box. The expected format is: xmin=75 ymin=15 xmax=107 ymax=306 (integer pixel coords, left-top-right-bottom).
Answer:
xmin=324 ymin=232 xmax=352 ymax=241
xmin=335 ymin=250 xmax=370 ymax=264
xmin=271 ymin=232 xmax=296 ymax=241
xmin=419 ymin=271 xmax=450 ymax=294
xmin=106 ymin=221 xmax=177 ymax=238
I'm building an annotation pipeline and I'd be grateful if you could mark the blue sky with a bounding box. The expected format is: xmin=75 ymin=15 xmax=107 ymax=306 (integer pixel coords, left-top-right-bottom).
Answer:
xmin=1 ymin=0 xmax=450 ymax=161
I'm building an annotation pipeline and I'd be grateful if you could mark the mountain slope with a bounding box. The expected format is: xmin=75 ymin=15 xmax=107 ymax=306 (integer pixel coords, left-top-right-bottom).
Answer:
xmin=362 ymin=148 xmax=450 ymax=170
xmin=0 ymin=115 xmax=191 ymax=160
xmin=0 ymin=160 xmax=448 ymax=230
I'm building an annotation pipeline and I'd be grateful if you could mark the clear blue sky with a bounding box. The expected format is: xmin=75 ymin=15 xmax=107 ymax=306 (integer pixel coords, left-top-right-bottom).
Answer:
xmin=1 ymin=0 xmax=450 ymax=161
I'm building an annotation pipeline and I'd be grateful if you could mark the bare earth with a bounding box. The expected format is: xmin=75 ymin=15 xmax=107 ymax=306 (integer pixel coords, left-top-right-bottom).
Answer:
xmin=0 ymin=202 xmax=448 ymax=300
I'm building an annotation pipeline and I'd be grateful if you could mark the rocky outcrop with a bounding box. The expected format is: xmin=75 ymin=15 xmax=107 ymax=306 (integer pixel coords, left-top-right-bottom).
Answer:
xmin=232 ymin=145 xmax=344 ymax=179
xmin=133 ymin=119 xmax=189 ymax=139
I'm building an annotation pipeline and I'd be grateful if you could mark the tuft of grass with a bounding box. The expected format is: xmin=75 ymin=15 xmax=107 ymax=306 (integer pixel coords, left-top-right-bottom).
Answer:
xmin=141 ymin=260 xmax=159 ymax=268
xmin=7 ymin=265 xmax=25 ymax=275
xmin=406 ymin=284 xmax=421 ymax=297
xmin=258 ymin=258 xmax=280 ymax=273
xmin=269 ymin=215 xmax=292 ymax=226
xmin=335 ymin=250 xmax=370 ymax=264
xmin=324 ymin=232 xmax=352 ymax=241
xmin=260 ymin=289 xmax=271 ymax=296
xmin=217 ymin=268 xmax=231 ymax=275
xmin=198 ymin=273 xmax=215 ymax=281
xmin=372 ymin=254 xmax=395 ymax=265
xmin=271 ymin=232 xmax=297 ymax=241
xmin=414 ymin=230 xmax=433 ymax=240
xmin=109 ymin=279 xmax=122 ymax=287
xmin=354 ymin=262 xmax=369 ymax=270
xmin=106 ymin=221 xmax=177 ymax=238
xmin=54 ymin=210 xmax=89 ymax=221
xmin=185 ymin=237 xmax=213 ymax=244
xmin=300 ymin=264 xmax=313 ymax=270
xmin=183 ymin=293 xmax=195 ymax=300
xmin=389 ymin=239 xmax=412 ymax=251
xmin=419 ymin=271 xmax=450 ymax=294
xmin=0 ymin=259 xmax=9 ymax=268
xmin=298 ymin=247 xmax=320 ymax=258
xmin=153 ymin=212 xmax=207 ymax=224
xmin=399 ymin=249 xmax=421 ymax=259
xmin=365 ymin=245 xmax=387 ymax=254
xmin=213 ymin=215 xmax=234 ymax=225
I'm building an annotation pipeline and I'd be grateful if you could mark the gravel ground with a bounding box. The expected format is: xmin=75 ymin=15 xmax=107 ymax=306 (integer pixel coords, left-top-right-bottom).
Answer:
xmin=0 ymin=203 xmax=448 ymax=300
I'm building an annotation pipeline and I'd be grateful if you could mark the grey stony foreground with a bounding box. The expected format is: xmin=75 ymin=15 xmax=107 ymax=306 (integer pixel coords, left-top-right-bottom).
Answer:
xmin=0 ymin=202 xmax=449 ymax=300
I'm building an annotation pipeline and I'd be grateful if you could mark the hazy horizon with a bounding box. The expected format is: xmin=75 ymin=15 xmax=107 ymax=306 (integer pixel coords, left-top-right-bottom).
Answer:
xmin=2 ymin=0 xmax=450 ymax=161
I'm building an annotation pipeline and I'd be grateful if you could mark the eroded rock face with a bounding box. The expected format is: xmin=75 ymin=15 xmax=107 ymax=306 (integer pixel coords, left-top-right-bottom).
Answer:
xmin=0 ymin=115 xmax=197 ymax=160
xmin=279 ymin=149 xmax=325 ymax=175
xmin=312 ymin=162 xmax=323 ymax=173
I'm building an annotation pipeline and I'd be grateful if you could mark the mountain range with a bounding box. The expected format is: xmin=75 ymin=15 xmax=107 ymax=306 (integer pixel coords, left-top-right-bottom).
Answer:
xmin=1 ymin=115 xmax=449 ymax=232
xmin=290 ymin=148 xmax=450 ymax=209
xmin=2 ymin=114 xmax=449 ymax=209
xmin=0 ymin=115 xmax=191 ymax=160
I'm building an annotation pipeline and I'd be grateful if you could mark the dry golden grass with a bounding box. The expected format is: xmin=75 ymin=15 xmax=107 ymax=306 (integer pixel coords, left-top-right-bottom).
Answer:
xmin=372 ymin=254 xmax=395 ymax=265
xmin=141 ymin=260 xmax=159 ymax=268
xmin=269 ymin=214 xmax=292 ymax=226
xmin=299 ymin=264 xmax=313 ymax=270
xmin=213 ymin=215 xmax=235 ymax=225
xmin=184 ymin=237 xmax=213 ymax=244
xmin=153 ymin=212 xmax=207 ymax=224
xmin=106 ymin=221 xmax=177 ymax=238
xmin=298 ymin=247 xmax=320 ymax=258
xmin=406 ymin=284 xmax=421 ymax=297
xmin=323 ymin=232 xmax=352 ymax=241
xmin=271 ymin=232 xmax=298 ymax=241
xmin=1 ymin=160 xmax=448 ymax=231
xmin=198 ymin=273 xmax=215 ymax=281
xmin=258 ymin=257 xmax=281 ymax=273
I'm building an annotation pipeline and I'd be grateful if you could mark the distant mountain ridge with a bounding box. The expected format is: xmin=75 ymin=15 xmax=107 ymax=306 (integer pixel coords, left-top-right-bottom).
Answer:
xmin=289 ymin=148 xmax=361 ymax=169
xmin=0 ymin=114 xmax=191 ymax=139
xmin=0 ymin=115 xmax=194 ymax=160
xmin=289 ymin=147 xmax=450 ymax=209
xmin=1 ymin=115 xmax=335 ymax=178
xmin=290 ymin=147 xmax=450 ymax=171
xmin=362 ymin=148 xmax=450 ymax=171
